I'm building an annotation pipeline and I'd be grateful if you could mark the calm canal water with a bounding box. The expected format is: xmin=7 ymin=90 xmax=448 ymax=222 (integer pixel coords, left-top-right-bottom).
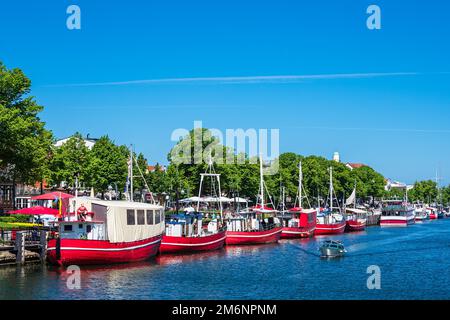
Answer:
xmin=1 ymin=219 xmax=450 ymax=300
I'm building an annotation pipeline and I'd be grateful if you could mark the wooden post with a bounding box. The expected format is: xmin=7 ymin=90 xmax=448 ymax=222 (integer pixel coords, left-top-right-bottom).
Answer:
xmin=40 ymin=230 xmax=47 ymax=262
xmin=15 ymin=231 xmax=25 ymax=265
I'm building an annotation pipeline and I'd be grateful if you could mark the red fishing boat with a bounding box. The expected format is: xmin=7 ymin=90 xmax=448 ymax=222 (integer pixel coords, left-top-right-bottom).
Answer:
xmin=281 ymin=208 xmax=317 ymax=238
xmin=226 ymin=155 xmax=282 ymax=245
xmin=226 ymin=225 xmax=283 ymax=245
xmin=315 ymin=214 xmax=346 ymax=235
xmin=315 ymin=167 xmax=346 ymax=235
xmin=345 ymin=209 xmax=366 ymax=232
xmin=160 ymin=213 xmax=226 ymax=253
xmin=47 ymin=199 xmax=165 ymax=266
xmin=427 ymin=207 xmax=438 ymax=220
xmin=160 ymin=158 xmax=227 ymax=254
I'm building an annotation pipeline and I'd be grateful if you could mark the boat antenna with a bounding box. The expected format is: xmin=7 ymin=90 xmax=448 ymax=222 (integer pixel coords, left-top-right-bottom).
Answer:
xmin=130 ymin=145 xmax=134 ymax=202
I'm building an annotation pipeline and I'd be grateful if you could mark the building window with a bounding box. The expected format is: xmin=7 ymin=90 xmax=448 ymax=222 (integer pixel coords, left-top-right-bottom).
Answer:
xmin=137 ymin=210 xmax=145 ymax=225
xmin=63 ymin=225 xmax=73 ymax=232
xmin=146 ymin=210 xmax=154 ymax=225
xmin=127 ymin=209 xmax=136 ymax=225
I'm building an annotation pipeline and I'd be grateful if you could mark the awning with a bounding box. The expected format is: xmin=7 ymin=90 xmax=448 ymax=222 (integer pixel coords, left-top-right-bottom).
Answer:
xmin=31 ymin=191 xmax=74 ymax=200
xmin=8 ymin=206 xmax=60 ymax=216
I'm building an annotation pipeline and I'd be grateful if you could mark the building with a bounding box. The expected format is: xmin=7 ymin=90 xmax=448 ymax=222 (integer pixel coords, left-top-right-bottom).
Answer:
xmin=346 ymin=163 xmax=367 ymax=171
xmin=384 ymin=179 xmax=414 ymax=191
xmin=333 ymin=152 xmax=340 ymax=163
xmin=54 ymin=134 xmax=98 ymax=150
xmin=146 ymin=165 xmax=166 ymax=174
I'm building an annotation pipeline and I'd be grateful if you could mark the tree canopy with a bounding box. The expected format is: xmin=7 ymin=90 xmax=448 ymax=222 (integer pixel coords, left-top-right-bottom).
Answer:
xmin=165 ymin=128 xmax=388 ymax=206
xmin=0 ymin=62 xmax=53 ymax=183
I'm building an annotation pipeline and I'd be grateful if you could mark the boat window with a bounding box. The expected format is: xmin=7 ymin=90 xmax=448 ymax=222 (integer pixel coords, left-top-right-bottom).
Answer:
xmin=155 ymin=210 xmax=161 ymax=224
xmin=63 ymin=225 xmax=73 ymax=232
xmin=127 ymin=209 xmax=136 ymax=225
xmin=86 ymin=225 xmax=92 ymax=233
xmin=78 ymin=224 xmax=83 ymax=229
xmin=146 ymin=210 xmax=154 ymax=225
xmin=137 ymin=210 xmax=145 ymax=225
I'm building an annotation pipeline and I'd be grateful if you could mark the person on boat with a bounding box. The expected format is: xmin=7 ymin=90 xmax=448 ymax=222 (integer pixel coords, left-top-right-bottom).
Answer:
xmin=77 ymin=204 xmax=88 ymax=221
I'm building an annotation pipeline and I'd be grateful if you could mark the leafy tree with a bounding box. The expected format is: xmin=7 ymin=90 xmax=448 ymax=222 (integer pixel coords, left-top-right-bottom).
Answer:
xmin=352 ymin=166 xmax=386 ymax=199
xmin=85 ymin=136 xmax=129 ymax=194
xmin=47 ymin=133 xmax=90 ymax=188
xmin=0 ymin=62 xmax=53 ymax=184
xmin=408 ymin=180 xmax=438 ymax=203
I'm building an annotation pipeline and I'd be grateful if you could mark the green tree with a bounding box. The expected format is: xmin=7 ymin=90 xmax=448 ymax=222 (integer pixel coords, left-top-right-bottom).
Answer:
xmin=352 ymin=166 xmax=386 ymax=199
xmin=408 ymin=180 xmax=438 ymax=203
xmin=0 ymin=62 xmax=53 ymax=184
xmin=85 ymin=136 xmax=129 ymax=195
xmin=47 ymin=133 xmax=90 ymax=188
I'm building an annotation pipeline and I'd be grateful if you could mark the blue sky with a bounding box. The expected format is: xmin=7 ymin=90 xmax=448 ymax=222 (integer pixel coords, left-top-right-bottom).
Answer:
xmin=1 ymin=0 xmax=450 ymax=185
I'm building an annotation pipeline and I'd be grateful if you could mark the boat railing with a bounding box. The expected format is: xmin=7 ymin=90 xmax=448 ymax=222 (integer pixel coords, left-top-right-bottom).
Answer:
xmin=259 ymin=223 xmax=280 ymax=231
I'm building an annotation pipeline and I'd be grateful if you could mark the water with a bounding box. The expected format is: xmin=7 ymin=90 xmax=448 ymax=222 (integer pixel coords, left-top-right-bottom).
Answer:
xmin=1 ymin=220 xmax=450 ymax=300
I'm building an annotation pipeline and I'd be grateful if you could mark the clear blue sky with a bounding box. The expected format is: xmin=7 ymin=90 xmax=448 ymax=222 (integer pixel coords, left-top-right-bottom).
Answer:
xmin=1 ymin=0 xmax=450 ymax=185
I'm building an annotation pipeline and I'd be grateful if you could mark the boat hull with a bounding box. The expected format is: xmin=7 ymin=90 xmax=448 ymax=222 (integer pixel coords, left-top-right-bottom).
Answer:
xmin=226 ymin=227 xmax=283 ymax=245
xmin=345 ymin=221 xmax=365 ymax=232
xmin=47 ymin=235 xmax=162 ymax=266
xmin=320 ymin=247 xmax=345 ymax=258
xmin=281 ymin=226 xmax=315 ymax=239
xmin=380 ymin=216 xmax=415 ymax=227
xmin=315 ymin=222 xmax=346 ymax=235
xmin=159 ymin=230 xmax=226 ymax=254
xmin=415 ymin=216 xmax=428 ymax=223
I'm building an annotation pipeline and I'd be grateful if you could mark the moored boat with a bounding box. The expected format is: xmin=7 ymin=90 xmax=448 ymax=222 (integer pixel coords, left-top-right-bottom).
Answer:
xmin=380 ymin=200 xmax=415 ymax=227
xmin=47 ymin=199 xmax=165 ymax=266
xmin=316 ymin=211 xmax=346 ymax=235
xmin=344 ymin=185 xmax=366 ymax=232
xmin=160 ymin=158 xmax=227 ymax=254
xmin=414 ymin=204 xmax=428 ymax=222
xmin=280 ymin=208 xmax=317 ymax=238
xmin=279 ymin=161 xmax=317 ymax=239
xmin=315 ymin=167 xmax=346 ymax=235
xmin=160 ymin=212 xmax=226 ymax=253
xmin=226 ymin=155 xmax=282 ymax=245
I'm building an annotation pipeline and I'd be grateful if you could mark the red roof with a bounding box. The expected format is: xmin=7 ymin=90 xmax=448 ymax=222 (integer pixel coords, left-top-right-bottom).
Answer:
xmin=347 ymin=163 xmax=366 ymax=169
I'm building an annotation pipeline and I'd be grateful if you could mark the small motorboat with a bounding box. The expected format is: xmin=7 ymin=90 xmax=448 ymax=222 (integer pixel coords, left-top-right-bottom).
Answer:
xmin=319 ymin=240 xmax=346 ymax=258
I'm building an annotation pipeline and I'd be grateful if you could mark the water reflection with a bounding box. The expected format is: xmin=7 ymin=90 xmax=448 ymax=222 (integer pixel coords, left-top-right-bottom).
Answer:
xmin=1 ymin=220 xmax=450 ymax=300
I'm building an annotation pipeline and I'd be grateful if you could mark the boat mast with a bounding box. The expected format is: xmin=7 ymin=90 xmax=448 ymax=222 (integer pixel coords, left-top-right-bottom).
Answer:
xmin=329 ymin=166 xmax=333 ymax=210
xmin=299 ymin=161 xmax=303 ymax=208
xmin=130 ymin=145 xmax=134 ymax=202
xmin=260 ymin=153 xmax=265 ymax=208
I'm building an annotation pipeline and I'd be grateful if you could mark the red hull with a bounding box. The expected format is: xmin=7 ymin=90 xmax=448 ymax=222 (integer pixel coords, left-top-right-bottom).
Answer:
xmin=345 ymin=221 xmax=365 ymax=232
xmin=47 ymin=235 xmax=162 ymax=266
xmin=226 ymin=227 xmax=283 ymax=245
xmin=429 ymin=214 xmax=438 ymax=220
xmin=281 ymin=226 xmax=315 ymax=239
xmin=159 ymin=230 xmax=226 ymax=254
xmin=315 ymin=222 xmax=346 ymax=235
